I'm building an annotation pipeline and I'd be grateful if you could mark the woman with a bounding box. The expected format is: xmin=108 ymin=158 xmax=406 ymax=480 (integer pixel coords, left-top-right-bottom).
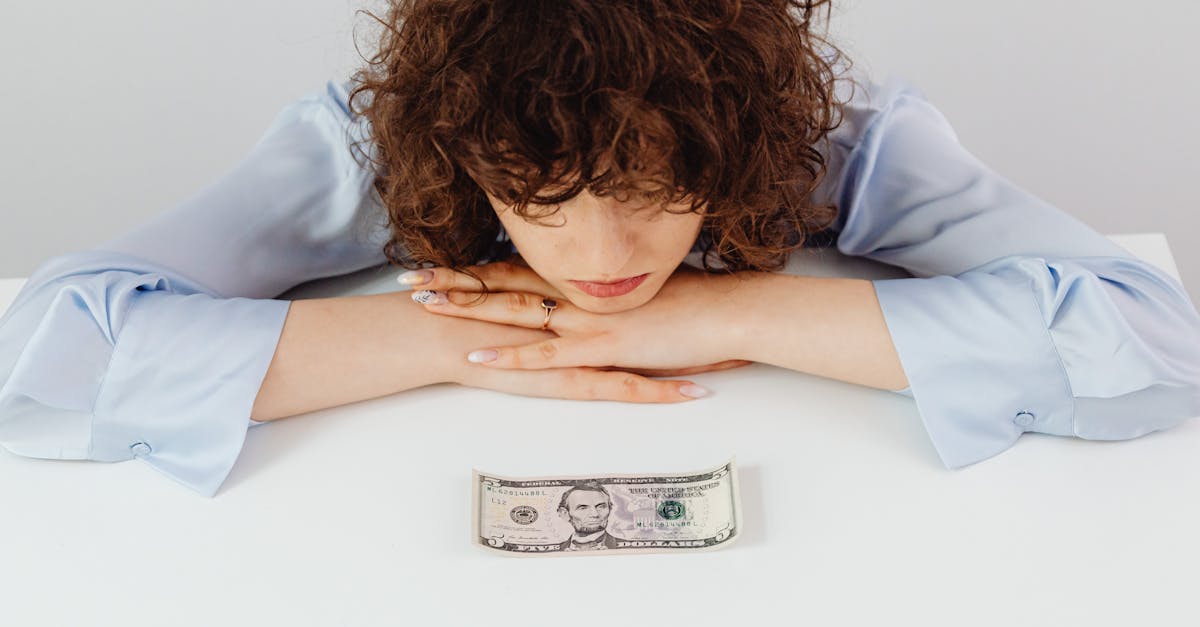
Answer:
xmin=2 ymin=0 xmax=1198 ymax=497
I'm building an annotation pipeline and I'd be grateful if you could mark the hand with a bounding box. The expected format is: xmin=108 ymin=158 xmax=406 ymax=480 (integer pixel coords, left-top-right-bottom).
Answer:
xmin=421 ymin=313 xmax=743 ymax=403
xmin=405 ymin=257 xmax=758 ymax=397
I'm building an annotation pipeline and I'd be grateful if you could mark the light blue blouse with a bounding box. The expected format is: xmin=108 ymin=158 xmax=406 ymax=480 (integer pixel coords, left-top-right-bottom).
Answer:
xmin=2 ymin=66 xmax=1198 ymax=497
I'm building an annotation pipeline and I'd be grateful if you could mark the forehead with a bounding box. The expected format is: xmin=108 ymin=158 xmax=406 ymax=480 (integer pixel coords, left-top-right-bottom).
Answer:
xmin=567 ymin=489 xmax=609 ymax=507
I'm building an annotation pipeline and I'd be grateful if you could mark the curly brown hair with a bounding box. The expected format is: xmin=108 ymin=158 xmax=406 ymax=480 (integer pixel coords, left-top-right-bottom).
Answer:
xmin=347 ymin=0 xmax=857 ymax=286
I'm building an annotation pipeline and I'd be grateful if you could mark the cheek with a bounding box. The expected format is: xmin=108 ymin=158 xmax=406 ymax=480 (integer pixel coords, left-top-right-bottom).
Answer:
xmin=510 ymin=240 xmax=570 ymax=275
xmin=650 ymin=216 xmax=704 ymax=256
xmin=499 ymin=224 xmax=561 ymax=261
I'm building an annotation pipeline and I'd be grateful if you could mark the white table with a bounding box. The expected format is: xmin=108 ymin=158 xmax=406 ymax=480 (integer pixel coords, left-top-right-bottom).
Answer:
xmin=1 ymin=234 xmax=1196 ymax=627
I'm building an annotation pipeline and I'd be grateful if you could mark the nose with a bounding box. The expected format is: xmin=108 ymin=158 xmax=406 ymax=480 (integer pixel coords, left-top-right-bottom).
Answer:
xmin=576 ymin=196 xmax=637 ymax=278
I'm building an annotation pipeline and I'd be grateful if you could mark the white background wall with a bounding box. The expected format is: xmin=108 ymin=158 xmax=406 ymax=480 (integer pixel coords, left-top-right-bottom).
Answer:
xmin=1 ymin=1 xmax=1197 ymax=297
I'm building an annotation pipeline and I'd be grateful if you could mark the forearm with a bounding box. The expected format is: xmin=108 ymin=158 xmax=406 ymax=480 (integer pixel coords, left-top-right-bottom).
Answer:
xmin=250 ymin=293 xmax=554 ymax=421
xmin=732 ymin=273 xmax=909 ymax=392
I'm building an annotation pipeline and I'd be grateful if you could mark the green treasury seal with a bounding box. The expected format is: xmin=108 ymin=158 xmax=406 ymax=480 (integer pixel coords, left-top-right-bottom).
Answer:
xmin=657 ymin=500 xmax=685 ymax=520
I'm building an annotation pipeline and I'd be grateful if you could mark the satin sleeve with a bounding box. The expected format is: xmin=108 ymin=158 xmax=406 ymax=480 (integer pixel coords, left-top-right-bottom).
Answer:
xmin=816 ymin=67 xmax=1200 ymax=468
xmin=0 ymin=79 xmax=389 ymax=496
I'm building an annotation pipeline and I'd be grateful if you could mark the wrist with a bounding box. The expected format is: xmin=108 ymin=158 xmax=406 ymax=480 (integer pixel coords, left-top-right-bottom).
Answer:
xmin=711 ymin=271 xmax=777 ymax=363
xmin=379 ymin=293 xmax=457 ymax=388
xmin=421 ymin=306 xmax=473 ymax=387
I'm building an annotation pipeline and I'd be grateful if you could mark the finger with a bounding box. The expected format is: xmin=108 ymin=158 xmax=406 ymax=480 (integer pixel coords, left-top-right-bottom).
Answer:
xmin=464 ymin=366 xmax=709 ymax=403
xmin=619 ymin=359 xmax=754 ymax=377
xmin=397 ymin=261 xmax=566 ymax=300
xmin=465 ymin=336 xmax=609 ymax=369
xmin=418 ymin=289 xmax=586 ymax=334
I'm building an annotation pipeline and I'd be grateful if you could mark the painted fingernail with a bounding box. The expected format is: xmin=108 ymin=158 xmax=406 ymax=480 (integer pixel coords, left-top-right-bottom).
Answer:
xmin=678 ymin=384 xmax=709 ymax=398
xmin=412 ymin=290 xmax=447 ymax=305
xmin=467 ymin=349 xmax=499 ymax=363
xmin=398 ymin=269 xmax=434 ymax=286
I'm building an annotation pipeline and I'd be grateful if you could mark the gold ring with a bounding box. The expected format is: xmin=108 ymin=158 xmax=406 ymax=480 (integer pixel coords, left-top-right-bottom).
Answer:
xmin=540 ymin=298 xmax=558 ymax=331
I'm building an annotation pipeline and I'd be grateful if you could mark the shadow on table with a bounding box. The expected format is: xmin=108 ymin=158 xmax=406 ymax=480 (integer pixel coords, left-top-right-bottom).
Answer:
xmin=219 ymin=407 xmax=348 ymax=494
xmin=735 ymin=464 xmax=766 ymax=548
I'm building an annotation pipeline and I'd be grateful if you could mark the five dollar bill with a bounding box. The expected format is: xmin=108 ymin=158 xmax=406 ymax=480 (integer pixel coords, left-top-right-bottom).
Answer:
xmin=472 ymin=458 xmax=742 ymax=556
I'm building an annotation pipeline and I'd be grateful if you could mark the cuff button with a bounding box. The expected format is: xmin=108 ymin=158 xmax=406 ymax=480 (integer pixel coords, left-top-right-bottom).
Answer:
xmin=1013 ymin=411 xmax=1036 ymax=427
xmin=129 ymin=441 xmax=152 ymax=456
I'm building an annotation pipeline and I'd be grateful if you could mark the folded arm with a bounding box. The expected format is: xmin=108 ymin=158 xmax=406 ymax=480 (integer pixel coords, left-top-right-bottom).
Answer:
xmin=769 ymin=65 xmax=1200 ymax=468
xmin=0 ymin=80 xmax=394 ymax=496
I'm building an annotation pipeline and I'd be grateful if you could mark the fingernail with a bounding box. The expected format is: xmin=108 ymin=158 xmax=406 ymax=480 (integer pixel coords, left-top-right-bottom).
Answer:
xmin=398 ymin=269 xmax=434 ymax=286
xmin=412 ymin=290 xmax=447 ymax=305
xmin=678 ymin=384 xmax=709 ymax=398
xmin=467 ymin=349 xmax=499 ymax=363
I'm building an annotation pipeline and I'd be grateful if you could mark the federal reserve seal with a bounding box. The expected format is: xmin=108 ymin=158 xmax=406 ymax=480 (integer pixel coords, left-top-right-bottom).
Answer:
xmin=510 ymin=505 xmax=539 ymax=525
xmin=657 ymin=500 xmax=686 ymax=520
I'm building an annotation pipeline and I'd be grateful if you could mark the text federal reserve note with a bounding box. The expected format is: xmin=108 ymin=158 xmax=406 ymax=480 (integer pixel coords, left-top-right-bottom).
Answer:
xmin=472 ymin=458 xmax=741 ymax=556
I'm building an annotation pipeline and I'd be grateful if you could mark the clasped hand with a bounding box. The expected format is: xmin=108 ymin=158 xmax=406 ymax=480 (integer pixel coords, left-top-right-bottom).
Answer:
xmin=403 ymin=257 xmax=758 ymax=402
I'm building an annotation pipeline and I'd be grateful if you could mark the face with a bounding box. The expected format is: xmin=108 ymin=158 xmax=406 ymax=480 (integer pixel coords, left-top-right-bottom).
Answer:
xmin=482 ymin=186 xmax=705 ymax=314
xmin=559 ymin=489 xmax=612 ymax=534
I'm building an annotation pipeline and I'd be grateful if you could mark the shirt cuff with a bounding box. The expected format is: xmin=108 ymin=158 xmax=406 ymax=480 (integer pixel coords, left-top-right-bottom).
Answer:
xmin=870 ymin=269 xmax=1076 ymax=468
xmin=89 ymin=290 xmax=290 ymax=496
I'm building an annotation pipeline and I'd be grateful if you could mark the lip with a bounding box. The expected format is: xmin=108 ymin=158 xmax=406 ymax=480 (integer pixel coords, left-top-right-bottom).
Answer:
xmin=569 ymin=273 xmax=650 ymax=298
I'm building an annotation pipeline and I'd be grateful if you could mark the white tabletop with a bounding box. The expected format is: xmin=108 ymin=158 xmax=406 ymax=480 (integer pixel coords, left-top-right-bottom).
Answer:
xmin=1 ymin=234 xmax=1196 ymax=627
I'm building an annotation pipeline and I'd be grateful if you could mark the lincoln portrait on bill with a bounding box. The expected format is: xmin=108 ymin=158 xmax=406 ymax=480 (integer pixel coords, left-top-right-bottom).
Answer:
xmin=556 ymin=482 xmax=629 ymax=551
